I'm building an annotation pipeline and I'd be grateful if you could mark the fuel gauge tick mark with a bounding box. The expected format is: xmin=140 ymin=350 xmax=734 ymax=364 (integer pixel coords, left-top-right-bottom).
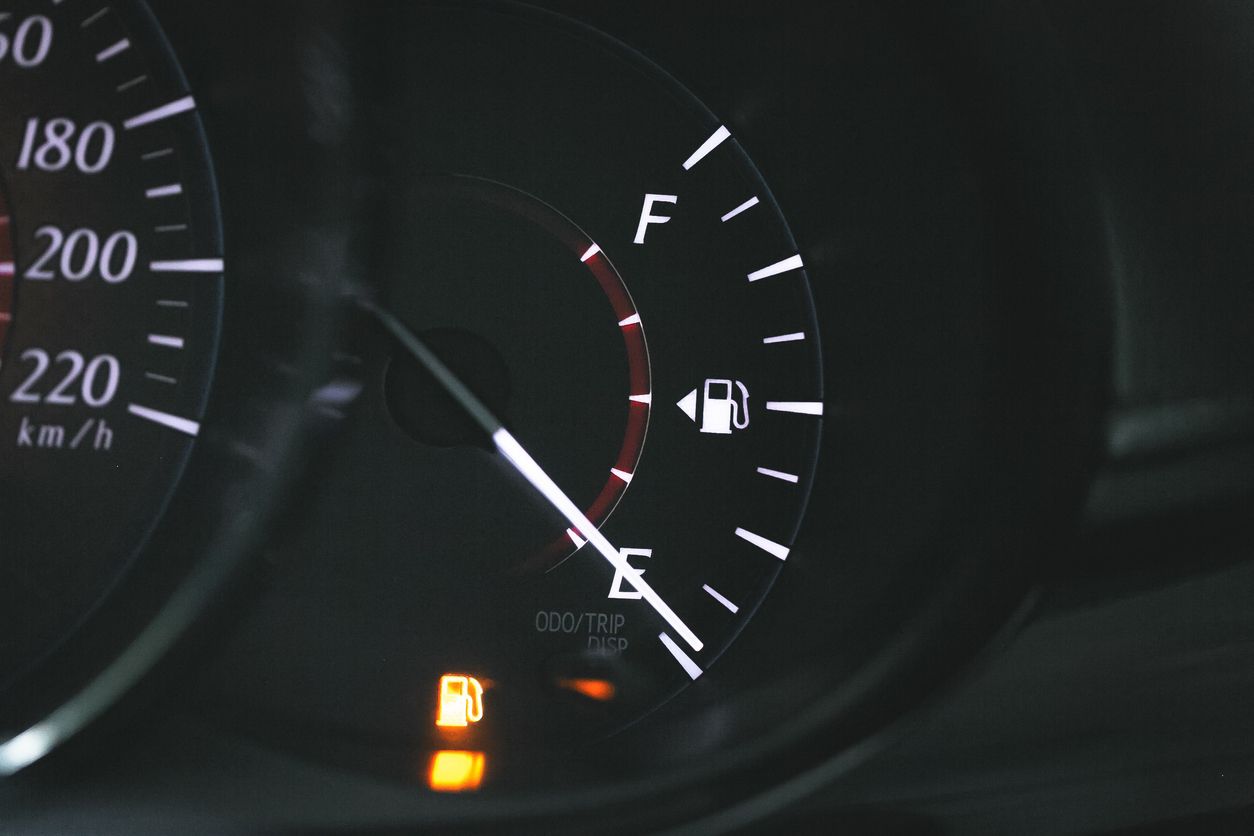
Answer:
xmin=763 ymin=332 xmax=805 ymax=345
xmin=683 ymin=125 xmax=731 ymax=171
xmin=736 ymin=528 xmax=790 ymax=561
xmin=721 ymin=196 xmax=759 ymax=222
xmin=659 ymin=633 xmax=703 ymax=680
xmin=702 ymin=585 xmax=740 ymax=614
xmin=748 ymin=254 xmax=805 ymax=282
xmin=756 ymin=467 xmax=799 ymax=484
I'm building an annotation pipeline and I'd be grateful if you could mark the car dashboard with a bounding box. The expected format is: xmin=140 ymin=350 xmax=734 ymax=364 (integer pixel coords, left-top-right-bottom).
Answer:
xmin=0 ymin=2 xmax=1252 ymax=834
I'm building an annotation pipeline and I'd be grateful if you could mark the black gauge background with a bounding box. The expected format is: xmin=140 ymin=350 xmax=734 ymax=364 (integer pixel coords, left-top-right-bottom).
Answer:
xmin=2 ymin=1 xmax=1109 ymax=834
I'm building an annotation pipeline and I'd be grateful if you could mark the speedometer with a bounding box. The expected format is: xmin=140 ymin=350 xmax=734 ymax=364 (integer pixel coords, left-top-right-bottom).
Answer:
xmin=0 ymin=0 xmax=221 ymax=742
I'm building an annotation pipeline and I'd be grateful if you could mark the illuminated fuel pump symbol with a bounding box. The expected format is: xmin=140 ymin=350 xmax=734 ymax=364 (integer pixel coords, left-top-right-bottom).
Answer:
xmin=436 ymin=674 xmax=485 ymax=728
xmin=677 ymin=379 xmax=751 ymax=434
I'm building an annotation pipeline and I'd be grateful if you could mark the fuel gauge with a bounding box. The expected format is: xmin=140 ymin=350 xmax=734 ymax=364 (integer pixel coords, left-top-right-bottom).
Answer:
xmin=205 ymin=1 xmax=823 ymax=770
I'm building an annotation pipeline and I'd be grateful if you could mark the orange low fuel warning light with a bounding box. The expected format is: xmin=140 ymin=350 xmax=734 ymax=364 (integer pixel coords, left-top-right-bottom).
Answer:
xmin=427 ymin=750 xmax=486 ymax=792
xmin=436 ymin=674 xmax=485 ymax=728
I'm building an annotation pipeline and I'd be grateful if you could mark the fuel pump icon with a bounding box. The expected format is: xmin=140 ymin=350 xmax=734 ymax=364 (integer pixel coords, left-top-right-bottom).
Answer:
xmin=436 ymin=674 xmax=485 ymax=727
xmin=677 ymin=379 xmax=751 ymax=434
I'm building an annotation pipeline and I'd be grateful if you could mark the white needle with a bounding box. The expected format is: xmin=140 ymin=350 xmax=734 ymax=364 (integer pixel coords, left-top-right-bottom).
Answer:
xmin=493 ymin=429 xmax=702 ymax=651
xmin=363 ymin=300 xmax=704 ymax=652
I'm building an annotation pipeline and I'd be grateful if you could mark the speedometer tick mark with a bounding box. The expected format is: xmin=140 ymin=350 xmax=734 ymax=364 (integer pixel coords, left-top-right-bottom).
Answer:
xmin=95 ymin=38 xmax=130 ymax=63
xmin=144 ymin=373 xmax=178 ymax=385
xmin=141 ymin=148 xmax=174 ymax=162
xmin=145 ymin=183 xmax=183 ymax=199
xmin=125 ymin=95 xmax=196 ymax=130
xmin=81 ymin=8 xmax=110 ymax=28
xmin=148 ymin=334 xmax=185 ymax=350
xmin=150 ymin=258 xmax=223 ymax=273
xmin=618 ymin=313 xmax=641 ymax=328
xmin=580 ymin=243 xmax=601 ymax=262
xmin=116 ymin=75 xmax=149 ymax=93
xmin=128 ymin=404 xmax=200 ymax=437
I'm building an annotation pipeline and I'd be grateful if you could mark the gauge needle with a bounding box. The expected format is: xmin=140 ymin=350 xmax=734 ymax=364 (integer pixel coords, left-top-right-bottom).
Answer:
xmin=361 ymin=300 xmax=704 ymax=653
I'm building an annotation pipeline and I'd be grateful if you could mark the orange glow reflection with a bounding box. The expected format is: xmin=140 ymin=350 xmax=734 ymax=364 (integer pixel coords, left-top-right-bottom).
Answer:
xmin=428 ymin=750 xmax=485 ymax=792
xmin=557 ymin=677 xmax=617 ymax=702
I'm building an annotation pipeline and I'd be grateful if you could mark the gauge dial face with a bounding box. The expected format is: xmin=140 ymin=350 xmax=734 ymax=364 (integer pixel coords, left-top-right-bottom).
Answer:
xmin=0 ymin=1 xmax=222 ymax=693
xmin=217 ymin=4 xmax=823 ymax=766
